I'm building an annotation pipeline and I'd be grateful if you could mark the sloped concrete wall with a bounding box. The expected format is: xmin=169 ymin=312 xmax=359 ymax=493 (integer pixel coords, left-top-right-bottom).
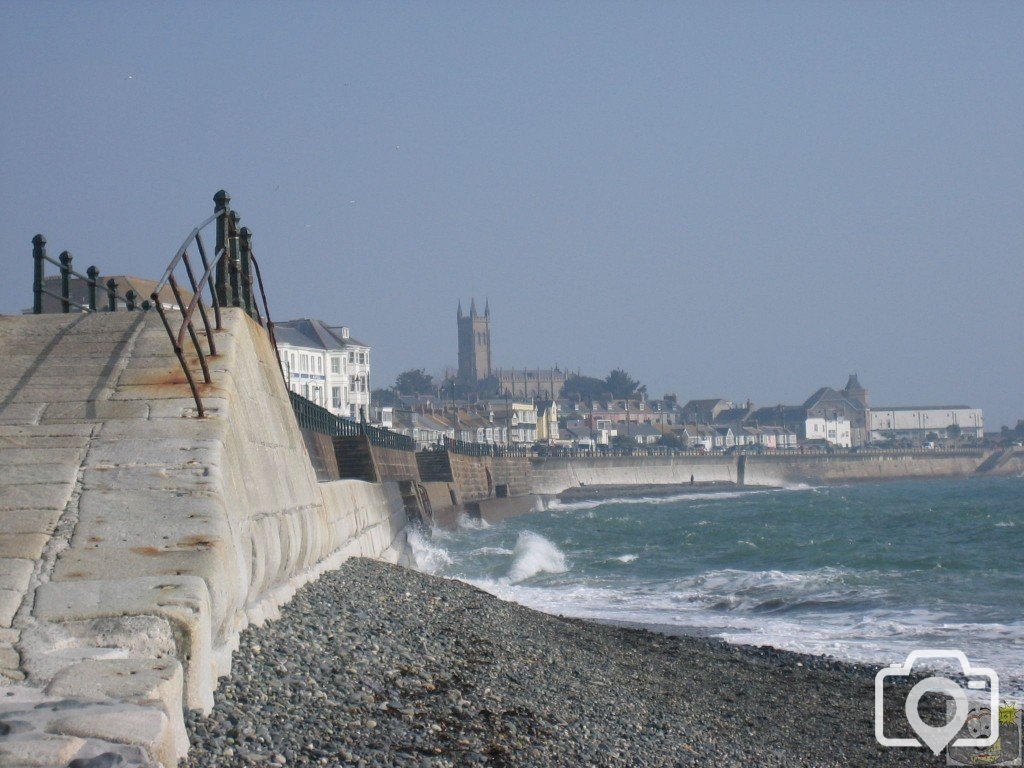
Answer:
xmin=0 ymin=309 xmax=408 ymax=766
xmin=530 ymin=455 xmax=738 ymax=495
xmin=742 ymin=451 xmax=990 ymax=486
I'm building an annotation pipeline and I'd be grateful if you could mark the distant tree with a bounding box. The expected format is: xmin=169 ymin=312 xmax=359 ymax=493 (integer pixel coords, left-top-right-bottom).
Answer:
xmin=612 ymin=434 xmax=637 ymax=449
xmin=605 ymin=369 xmax=646 ymax=399
xmin=659 ymin=432 xmax=682 ymax=449
xmin=394 ymin=369 xmax=435 ymax=396
xmin=926 ymin=431 xmax=939 ymax=442
xmin=371 ymin=388 xmax=401 ymax=408
xmin=561 ymin=374 xmax=607 ymax=401
xmin=947 ymin=424 xmax=962 ymax=443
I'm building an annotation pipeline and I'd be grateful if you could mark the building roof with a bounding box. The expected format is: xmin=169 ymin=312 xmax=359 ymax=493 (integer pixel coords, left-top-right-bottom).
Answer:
xmin=747 ymin=405 xmax=806 ymax=425
xmin=275 ymin=318 xmax=369 ymax=351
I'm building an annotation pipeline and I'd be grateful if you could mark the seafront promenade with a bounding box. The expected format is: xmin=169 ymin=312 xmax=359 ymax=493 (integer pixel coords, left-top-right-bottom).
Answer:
xmin=1 ymin=198 xmax=1020 ymax=764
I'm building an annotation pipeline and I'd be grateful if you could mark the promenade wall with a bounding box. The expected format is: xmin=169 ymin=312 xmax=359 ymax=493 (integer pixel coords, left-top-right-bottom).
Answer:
xmin=743 ymin=451 xmax=989 ymax=486
xmin=0 ymin=309 xmax=408 ymax=766
xmin=529 ymin=450 xmax=1008 ymax=494
xmin=530 ymin=455 xmax=737 ymax=495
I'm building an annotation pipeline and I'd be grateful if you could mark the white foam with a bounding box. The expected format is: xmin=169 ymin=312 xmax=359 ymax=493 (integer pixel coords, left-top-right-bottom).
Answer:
xmin=407 ymin=528 xmax=453 ymax=575
xmin=471 ymin=546 xmax=515 ymax=556
xmin=613 ymin=554 xmax=639 ymax=563
xmin=457 ymin=514 xmax=491 ymax=530
xmin=506 ymin=531 xmax=568 ymax=583
xmin=544 ymin=488 xmax=778 ymax=513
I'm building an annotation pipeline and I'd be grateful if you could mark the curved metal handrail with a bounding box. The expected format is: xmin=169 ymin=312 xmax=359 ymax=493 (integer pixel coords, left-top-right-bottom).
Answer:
xmin=150 ymin=190 xmax=284 ymax=417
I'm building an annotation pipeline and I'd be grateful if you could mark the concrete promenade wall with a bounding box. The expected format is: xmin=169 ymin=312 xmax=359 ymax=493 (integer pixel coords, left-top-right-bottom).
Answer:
xmin=529 ymin=455 xmax=738 ymax=495
xmin=444 ymin=453 xmax=532 ymax=503
xmin=528 ymin=451 xmax=1005 ymax=495
xmin=742 ymin=451 xmax=989 ymax=486
xmin=0 ymin=310 xmax=408 ymax=767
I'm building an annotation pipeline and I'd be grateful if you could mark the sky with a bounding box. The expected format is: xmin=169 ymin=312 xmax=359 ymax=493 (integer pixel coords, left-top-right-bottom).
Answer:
xmin=2 ymin=2 xmax=1022 ymax=427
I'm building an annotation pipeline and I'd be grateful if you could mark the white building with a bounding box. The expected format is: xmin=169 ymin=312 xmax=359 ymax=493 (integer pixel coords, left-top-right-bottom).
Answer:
xmin=275 ymin=318 xmax=371 ymax=420
xmin=868 ymin=406 xmax=983 ymax=444
xmin=805 ymin=415 xmax=852 ymax=447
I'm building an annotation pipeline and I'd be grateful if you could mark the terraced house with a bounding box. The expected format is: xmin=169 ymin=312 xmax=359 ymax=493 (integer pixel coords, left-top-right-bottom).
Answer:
xmin=276 ymin=318 xmax=372 ymax=419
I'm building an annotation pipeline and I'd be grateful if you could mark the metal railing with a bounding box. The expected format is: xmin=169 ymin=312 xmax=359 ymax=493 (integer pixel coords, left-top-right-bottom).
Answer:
xmin=290 ymin=391 xmax=415 ymax=451
xmin=151 ymin=190 xmax=281 ymax=417
xmin=443 ymin=437 xmax=529 ymax=458
xmin=31 ymin=235 xmax=146 ymax=314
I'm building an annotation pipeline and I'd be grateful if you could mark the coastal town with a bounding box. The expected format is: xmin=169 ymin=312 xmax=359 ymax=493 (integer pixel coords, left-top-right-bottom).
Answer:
xmin=269 ymin=299 xmax=990 ymax=455
xmin=26 ymin=267 xmax=1001 ymax=456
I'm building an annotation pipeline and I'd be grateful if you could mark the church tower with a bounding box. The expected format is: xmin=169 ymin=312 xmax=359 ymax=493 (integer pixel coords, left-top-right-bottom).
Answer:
xmin=457 ymin=299 xmax=492 ymax=383
xmin=842 ymin=373 xmax=869 ymax=408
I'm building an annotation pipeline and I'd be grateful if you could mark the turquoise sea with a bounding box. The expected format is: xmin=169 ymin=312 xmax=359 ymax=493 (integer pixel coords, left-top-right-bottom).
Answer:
xmin=411 ymin=476 xmax=1024 ymax=694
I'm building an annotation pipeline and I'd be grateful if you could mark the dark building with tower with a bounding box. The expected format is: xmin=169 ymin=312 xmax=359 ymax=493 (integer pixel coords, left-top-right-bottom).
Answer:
xmin=456 ymin=299 xmax=492 ymax=383
xmin=455 ymin=299 xmax=569 ymax=399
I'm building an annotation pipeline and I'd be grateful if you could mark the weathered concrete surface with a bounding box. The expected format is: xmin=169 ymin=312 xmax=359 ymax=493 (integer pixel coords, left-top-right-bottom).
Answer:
xmin=743 ymin=451 xmax=991 ymax=486
xmin=0 ymin=309 xmax=408 ymax=766
xmin=529 ymin=451 xmax=1009 ymax=495
xmin=530 ymin=455 xmax=738 ymax=495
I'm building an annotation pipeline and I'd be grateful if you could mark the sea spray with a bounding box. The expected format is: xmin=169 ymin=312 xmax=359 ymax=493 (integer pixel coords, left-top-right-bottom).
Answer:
xmin=411 ymin=476 xmax=1024 ymax=694
xmin=506 ymin=531 xmax=568 ymax=583
xmin=407 ymin=527 xmax=453 ymax=574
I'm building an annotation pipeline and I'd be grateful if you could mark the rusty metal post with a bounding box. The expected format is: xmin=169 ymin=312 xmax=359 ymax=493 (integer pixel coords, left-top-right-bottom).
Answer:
xmin=107 ymin=279 xmax=118 ymax=312
xmin=59 ymin=251 xmax=72 ymax=313
xmin=86 ymin=266 xmax=100 ymax=311
xmin=227 ymin=211 xmax=241 ymax=308
xmin=239 ymin=226 xmax=253 ymax=316
xmin=213 ymin=190 xmax=231 ymax=308
xmin=32 ymin=234 xmax=46 ymax=314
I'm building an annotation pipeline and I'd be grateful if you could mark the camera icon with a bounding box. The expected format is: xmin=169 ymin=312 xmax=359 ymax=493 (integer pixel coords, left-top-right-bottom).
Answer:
xmin=875 ymin=649 xmax=999 ymax=755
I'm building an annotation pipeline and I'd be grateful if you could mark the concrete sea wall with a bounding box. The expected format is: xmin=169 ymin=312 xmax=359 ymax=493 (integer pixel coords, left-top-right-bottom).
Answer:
xmin=530 ymin=450 xmax=1008 ymax=495
xmin=742 ymin=452 xmax=990 ymax=486
xmin=530 ymin=455 xmax=738 ymax=495
xmin=0 ymin=310 xmax=408 ymax=766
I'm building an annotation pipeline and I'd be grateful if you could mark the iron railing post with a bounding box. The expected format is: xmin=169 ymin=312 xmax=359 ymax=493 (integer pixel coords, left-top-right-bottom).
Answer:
xmin=107 ymin=279 xmax=118 ymax=312
xmin=227 ymin=212 xmax=241 ymax=308
xmin=86 ymin=266 xmax=100 ymax=311
xmin=59 ymin=251 xmax=72 ymax=313
xmin=126 ymin=290 xmax=137 ymax=311
xmin=239 ymin=226 xmax=254 ymax=317
xmin=213 ymin=190 xmax=231 ymax=307
xmin=32 ymin=234 xmax=46 ymax=314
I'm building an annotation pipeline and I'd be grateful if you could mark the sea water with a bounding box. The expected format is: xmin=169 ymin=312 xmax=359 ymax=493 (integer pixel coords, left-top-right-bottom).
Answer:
xmin=409 ymin=476 xmax=1024 ymax=694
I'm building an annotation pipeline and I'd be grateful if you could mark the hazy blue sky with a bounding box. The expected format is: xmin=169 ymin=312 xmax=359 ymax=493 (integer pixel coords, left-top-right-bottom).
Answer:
xmin=2 ymin=2 xmax=1021 ymax=427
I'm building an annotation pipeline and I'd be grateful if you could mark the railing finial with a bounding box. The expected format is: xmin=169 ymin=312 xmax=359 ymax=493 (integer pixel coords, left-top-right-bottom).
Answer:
xmin=59 ymin=251 xmax=73 ymax=314
xmin=213 ymin=189 xmax=230 ymax=209
xmin=32 ymin=234 xmax=47 ymax=314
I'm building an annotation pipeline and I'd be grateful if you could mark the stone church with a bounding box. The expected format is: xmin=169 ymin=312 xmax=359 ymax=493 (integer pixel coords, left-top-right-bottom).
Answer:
xmin=456 ymin=300 xmax=568 ymax=399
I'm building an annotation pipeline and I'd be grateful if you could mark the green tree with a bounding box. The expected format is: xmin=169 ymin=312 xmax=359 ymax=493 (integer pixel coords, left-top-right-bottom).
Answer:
xmin=947 ymin=424 xmax=962 ymax=444
xmin=604 ymin=368 xmax=645 ymax=399
xmin=394 ymin=369 xmax=435 ymax=395
xmin=659 ymin=432 xmax=682 ymax=449
xmin=561 ymin=374 xmax=607 ymax=401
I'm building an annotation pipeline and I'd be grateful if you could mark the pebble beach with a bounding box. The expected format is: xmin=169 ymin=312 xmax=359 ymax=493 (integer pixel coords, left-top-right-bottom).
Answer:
xmin=182 ymin=558 xmax=943 ymax=767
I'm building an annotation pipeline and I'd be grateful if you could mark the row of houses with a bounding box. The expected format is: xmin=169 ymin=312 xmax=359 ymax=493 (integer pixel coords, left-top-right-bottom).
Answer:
xmin=380 ymin=399 xmax=559 ymax=451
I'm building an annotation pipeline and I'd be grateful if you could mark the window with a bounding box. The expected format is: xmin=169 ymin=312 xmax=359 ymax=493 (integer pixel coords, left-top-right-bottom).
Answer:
xmin=332 ymin=387 xmax=341 ymax=409
xmin=331 ymin=357 xmax=340 ymax=374
xmin=317 ymin=357 xmax=322 ymax=373
xmin=300 ymin=354 xmax=308 ymax=373
xmin=348 ymin=351 xmax=355 ymax=363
